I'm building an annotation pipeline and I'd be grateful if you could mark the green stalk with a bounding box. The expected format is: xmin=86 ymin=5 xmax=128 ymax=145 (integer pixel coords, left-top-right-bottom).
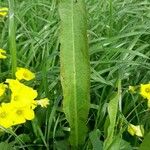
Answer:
xmin=8 ymin=0 xmax=17 ymax=78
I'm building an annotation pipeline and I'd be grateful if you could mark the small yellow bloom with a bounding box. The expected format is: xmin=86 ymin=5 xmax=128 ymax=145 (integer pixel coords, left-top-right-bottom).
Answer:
xmin=11 ymin=93 xmax=37 ymax=108
xmin=127 ymin=124 xmax=144 ymax=137
xmin=15 ymin=67 xmax=35 ymax=81
xmin=0 ymin=49 xmax=6 ymax=59
xmin=140 ymin=84 xmax=150 ymax=100
xmin=12 ymin=105 xmax=35 ymax=125
xmin=5 ymin=79 xmax=24 ymax=93
xmin=0 ymin=7 xmax=8 ymax=17
xmin=0 ymin=83 xmax=7 ymax=97
xmin=0 ymin=102 xmax=35 ymax=126
xmin=36 ymin=98 xmax=49 ymax=108
xmin=6 ymin=79 xmax=37 ymax=96
xmin=6 ymin=79 xmax=38 ymax=107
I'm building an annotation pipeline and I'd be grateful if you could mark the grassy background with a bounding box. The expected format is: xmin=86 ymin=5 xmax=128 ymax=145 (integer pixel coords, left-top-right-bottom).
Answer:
xmin=0 ymin=0 xmax=150 ymax=149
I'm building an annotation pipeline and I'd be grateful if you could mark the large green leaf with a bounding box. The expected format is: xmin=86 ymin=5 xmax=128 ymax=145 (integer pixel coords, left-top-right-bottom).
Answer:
xmin=59 ymin=0 xmax=90 ymax=147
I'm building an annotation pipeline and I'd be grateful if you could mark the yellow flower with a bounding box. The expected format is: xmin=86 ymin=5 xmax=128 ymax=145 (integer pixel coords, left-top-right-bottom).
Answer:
xmin=11 ymin=105 xmax=35 ymax=125
xmin=140 ymin=84 xmax=150 ymax=100
xmin=0 ymin=83 xmax=7 ymax=97
xmin=0 ymin=7 xmax=8 ymax=17
xmin=15 ymin=67 xmax=35 ymax=81
xmin=0 ymin=103 xmax=13 ymax=128
xmin=0 ymin=49 xmax=6 ymax=59
xmin=6 ymin=79 xmax=37 ymax=97
xmin=5 ymin=79 xmax=24 ymax=93
xmin=0 ymin=102 xmax=35 ymax=126
xmin=11 ymin=94 xmax=37 ymax=108
xmin=127 ymin=124 xmax=144 ymax=137
xmin=6 ymin=79 xmax=38 ymax=107
xmin=0 ymin=101 xmax=36 ymax=127
xmin=36 ymin=98 xmax=49 ymax=108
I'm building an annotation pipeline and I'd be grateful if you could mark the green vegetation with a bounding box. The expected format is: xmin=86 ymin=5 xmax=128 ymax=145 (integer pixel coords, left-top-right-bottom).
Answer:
xmin=0 ymin=0 xmax=150 ymax=149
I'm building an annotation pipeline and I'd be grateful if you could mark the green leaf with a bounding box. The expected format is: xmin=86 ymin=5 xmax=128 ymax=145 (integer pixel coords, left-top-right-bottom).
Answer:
xmin=119 ymin=139 xmax=132 ymax=150
xmin=59 ymin=0 xmax=90 ymax=147
xmin=8 ymin=0 xmax=17 ymax=78
xmin=54 ymin=140 xmax=70 ymax=150
xmin=104 ymin=80 xmax=121 ymax=150
xmin=0 ymin=142 xmax=14 ymax=150
xmin=139 ymin=132 xmax=150 ymax=150
xmin=15 ymin=134 xmax=31 ymax=143
xmin=89 ymin=129 xmax=103 ymax=150
xmin=108 ymin=137 xmax=132 ymax=150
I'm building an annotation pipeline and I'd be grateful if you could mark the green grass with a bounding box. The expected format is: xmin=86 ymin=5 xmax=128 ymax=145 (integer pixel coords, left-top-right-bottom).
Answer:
xmin=0 ymin=0 xmax=150 ymax=149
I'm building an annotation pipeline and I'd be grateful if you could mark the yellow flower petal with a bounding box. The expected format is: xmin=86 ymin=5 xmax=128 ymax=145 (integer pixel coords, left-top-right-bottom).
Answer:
xmin=0 ymin=49 xmax=7 ymax=59
xmin=0 ymin=7 xmax=8 ymax=11
xmin=15 ymin=67 xmax=35 ymax=81
xmin=127 ymin=124 xmax=144 ymax=137
xmin=140 ymin=84 xmax=150 ymax=100
xmin=128 ymin=124 xmax=135 ymax=136
xmin=24 ymin=108 xmax=35 ymax=120
xmin=6 ymin=79 xmax=38 ymax=107
xmin=9 ymin=103 xmax=35 ymax=125
xmin=0 ymin=103 xmax=14 ymax=128
xmin=0 ymin=83 xmax=7 ymax=97
xmin=0 ymin=7 xmax=8 ymax=17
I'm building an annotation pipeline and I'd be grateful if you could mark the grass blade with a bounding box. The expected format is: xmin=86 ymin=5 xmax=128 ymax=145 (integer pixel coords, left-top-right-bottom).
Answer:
xmin=8 ymin=0 xmax=17 ymax=77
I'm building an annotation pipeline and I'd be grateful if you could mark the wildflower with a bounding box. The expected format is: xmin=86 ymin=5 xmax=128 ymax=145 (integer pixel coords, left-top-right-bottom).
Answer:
xmin=140 ymin=84 xmax=150 ymax=100
xmin=0 ymin=7 xmax=8 ymax=17
xmin=0 ymin=103 xmax=13 ymax=128
xmin=12 ymin=105 xmax=35 ymax=125
xmin=36 ymin=98 xmax=49 ymax=108
xmin=11 ymin=93 xmax=37 ymax=108
xmin=0 ymin=49 xmax=6 ymax=59
xmin=129 ymin=86 xmax=136 ymax=93
xmin=6 ymin=79 xmax=38 ymax=107
xmin=11 ymin=88 xmax=37 ymax=107
xmin=5 ymin=79 xmax=24 ymax=93
xmin=15 ymin=67 xmax=35 ymax=81
xmin=6 ymin=79 xmax=37 ymax=97
xmin=0 ymin=76 xmax=49 ymax=128
xmin=0 ymin=83 xmax=7 ymax=97
xmin=127 ymin=123 xmax=144 ymax=137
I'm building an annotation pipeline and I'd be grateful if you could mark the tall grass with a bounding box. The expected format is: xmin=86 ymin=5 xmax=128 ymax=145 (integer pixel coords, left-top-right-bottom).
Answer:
xmin=0 ymin=0 xmax=150 ymax=149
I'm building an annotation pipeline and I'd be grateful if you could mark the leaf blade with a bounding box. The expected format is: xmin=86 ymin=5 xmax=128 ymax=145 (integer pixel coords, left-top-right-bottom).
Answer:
xmin=59 ymin=0 xmax=90 ymax=147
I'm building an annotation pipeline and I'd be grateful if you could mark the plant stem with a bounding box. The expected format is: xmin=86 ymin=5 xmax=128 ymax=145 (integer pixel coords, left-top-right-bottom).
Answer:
xmin=8 ymin=0 xmax=17 ymax=78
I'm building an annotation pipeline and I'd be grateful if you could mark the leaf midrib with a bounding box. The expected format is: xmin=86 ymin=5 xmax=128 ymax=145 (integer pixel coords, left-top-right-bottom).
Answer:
xmin=71 ymin=0 xmax=78 ymax=146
